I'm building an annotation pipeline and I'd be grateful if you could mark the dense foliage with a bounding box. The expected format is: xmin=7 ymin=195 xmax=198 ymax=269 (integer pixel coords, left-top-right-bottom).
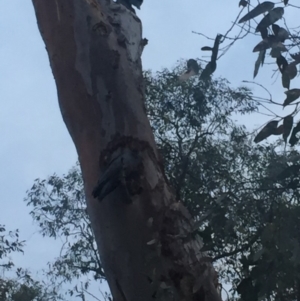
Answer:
xmin=24 ymin=62 xmax=300 ymax=301
xmin=0 ymin=226 xmax=63 ymax=301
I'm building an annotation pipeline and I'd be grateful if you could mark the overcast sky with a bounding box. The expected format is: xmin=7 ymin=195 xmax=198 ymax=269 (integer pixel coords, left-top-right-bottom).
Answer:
xmin=0 ymin=0 xmax=298 ymax=298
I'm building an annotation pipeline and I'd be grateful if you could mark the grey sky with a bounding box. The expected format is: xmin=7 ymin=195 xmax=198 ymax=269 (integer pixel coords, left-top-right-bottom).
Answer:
xmin=0 ymin=0 xmax=298 ymax=297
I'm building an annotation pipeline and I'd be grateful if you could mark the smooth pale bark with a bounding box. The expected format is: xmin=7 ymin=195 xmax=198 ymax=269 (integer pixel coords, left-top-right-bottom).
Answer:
xmin=32 ymin=1 xmax=222 ymax=300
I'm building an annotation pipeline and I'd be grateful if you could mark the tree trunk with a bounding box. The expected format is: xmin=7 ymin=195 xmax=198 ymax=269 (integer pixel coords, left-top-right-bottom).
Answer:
xmin=31 ymin=1 xmax=222 ymax=300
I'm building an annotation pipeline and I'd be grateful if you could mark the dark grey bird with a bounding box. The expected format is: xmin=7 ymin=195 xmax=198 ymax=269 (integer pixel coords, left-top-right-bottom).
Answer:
xmin=92 ymin=149 xmax=142 ymax=201
xmin=178 ymin=59 xmax=200 ymax=81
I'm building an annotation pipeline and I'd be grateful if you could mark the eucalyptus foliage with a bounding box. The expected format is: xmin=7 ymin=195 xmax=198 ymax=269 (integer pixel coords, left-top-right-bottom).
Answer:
xmin=25 ymin=62 xmax=300 ymax=301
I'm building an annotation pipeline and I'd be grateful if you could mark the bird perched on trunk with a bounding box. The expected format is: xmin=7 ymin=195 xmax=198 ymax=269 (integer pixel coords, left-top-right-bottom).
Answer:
xmin=92 ymin=149 xmax=143 ymax=202
xmin=116 ymin=0 xmax=143 ymax=12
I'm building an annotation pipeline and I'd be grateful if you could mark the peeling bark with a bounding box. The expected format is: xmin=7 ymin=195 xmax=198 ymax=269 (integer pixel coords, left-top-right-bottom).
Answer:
xmin=31 ymin=1 xmax=222 ymax=300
